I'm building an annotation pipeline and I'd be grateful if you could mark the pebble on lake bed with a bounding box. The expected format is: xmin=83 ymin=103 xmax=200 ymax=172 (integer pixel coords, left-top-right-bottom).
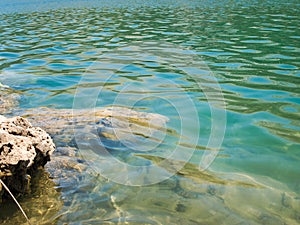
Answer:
xmin=0 ymin=115 xmax=55 ymax=202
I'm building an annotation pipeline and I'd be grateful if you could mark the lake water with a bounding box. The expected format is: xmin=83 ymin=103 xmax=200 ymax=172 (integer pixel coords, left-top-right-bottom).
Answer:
xmin=0 ymin=0 xmax=300 ymax=224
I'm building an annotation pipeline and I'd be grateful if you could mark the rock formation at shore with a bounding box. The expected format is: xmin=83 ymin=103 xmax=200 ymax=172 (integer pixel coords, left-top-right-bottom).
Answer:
xmin=0 ymin=106 xmax=168 ymax=202
xmin=0 ymin=115 xmax=55 ymax=202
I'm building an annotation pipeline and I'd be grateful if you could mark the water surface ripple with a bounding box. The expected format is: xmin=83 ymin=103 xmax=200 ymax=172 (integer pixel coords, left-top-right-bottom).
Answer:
xmin=0 ymin=1 xmax=299 ymax=224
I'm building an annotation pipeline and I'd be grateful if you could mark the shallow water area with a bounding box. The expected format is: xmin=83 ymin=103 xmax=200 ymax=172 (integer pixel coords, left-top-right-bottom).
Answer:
xmin=0 ymin=0 xmax=300 ymax=224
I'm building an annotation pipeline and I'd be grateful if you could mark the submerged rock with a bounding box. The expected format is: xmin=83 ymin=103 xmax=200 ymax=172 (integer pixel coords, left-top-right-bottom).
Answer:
xmin=0 ymin=87 xmax=19 ymax=116
xmin=0 ymin=115 xmax=55 ymax=201
xmin=24 ymin=106 xmax=169 ymax=151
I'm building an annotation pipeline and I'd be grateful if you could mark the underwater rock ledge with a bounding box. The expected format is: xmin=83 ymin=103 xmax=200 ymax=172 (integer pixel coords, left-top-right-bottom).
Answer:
xmin=0 ymin=115 xmax=55 ymax=202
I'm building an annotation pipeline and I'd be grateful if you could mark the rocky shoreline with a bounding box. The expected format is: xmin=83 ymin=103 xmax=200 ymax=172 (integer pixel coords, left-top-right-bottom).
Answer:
xmin=0 ymin=84 xmax=169 ymax=203
xmin=0 ymin=115 xmax=55 ymax=202
xmin=1 ymin=84 xmax=300 ymax=225
xmin=0 ymin=84 xmax=56 ymax=203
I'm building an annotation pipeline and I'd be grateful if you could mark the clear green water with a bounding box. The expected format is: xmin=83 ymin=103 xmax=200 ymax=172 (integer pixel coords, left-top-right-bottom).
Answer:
xmin=0 ymin=0 xmax=300 ymax=224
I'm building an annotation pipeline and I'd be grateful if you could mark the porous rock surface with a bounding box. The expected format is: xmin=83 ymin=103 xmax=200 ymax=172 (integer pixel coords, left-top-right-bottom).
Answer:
xmin=0 ymin=115 xmax=55 ymax=201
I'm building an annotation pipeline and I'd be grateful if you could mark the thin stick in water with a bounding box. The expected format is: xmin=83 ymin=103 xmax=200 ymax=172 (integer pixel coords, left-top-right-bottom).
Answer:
xmin=0 ymin=179 xmax=32 ymax=225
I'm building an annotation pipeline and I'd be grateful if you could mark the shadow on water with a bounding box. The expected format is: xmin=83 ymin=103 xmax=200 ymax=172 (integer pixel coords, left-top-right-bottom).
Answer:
xmin=0 ymin=169 xmax=63 ymax=225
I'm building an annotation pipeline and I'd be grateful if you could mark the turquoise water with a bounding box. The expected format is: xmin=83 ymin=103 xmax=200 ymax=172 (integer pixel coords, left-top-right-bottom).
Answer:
xmin=0 ymin=0 xmax=300 ymax=224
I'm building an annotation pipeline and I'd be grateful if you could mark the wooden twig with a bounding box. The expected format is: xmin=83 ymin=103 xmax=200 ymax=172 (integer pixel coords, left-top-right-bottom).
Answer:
xmin=0 ymin=179 xmax=32 ymax=225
